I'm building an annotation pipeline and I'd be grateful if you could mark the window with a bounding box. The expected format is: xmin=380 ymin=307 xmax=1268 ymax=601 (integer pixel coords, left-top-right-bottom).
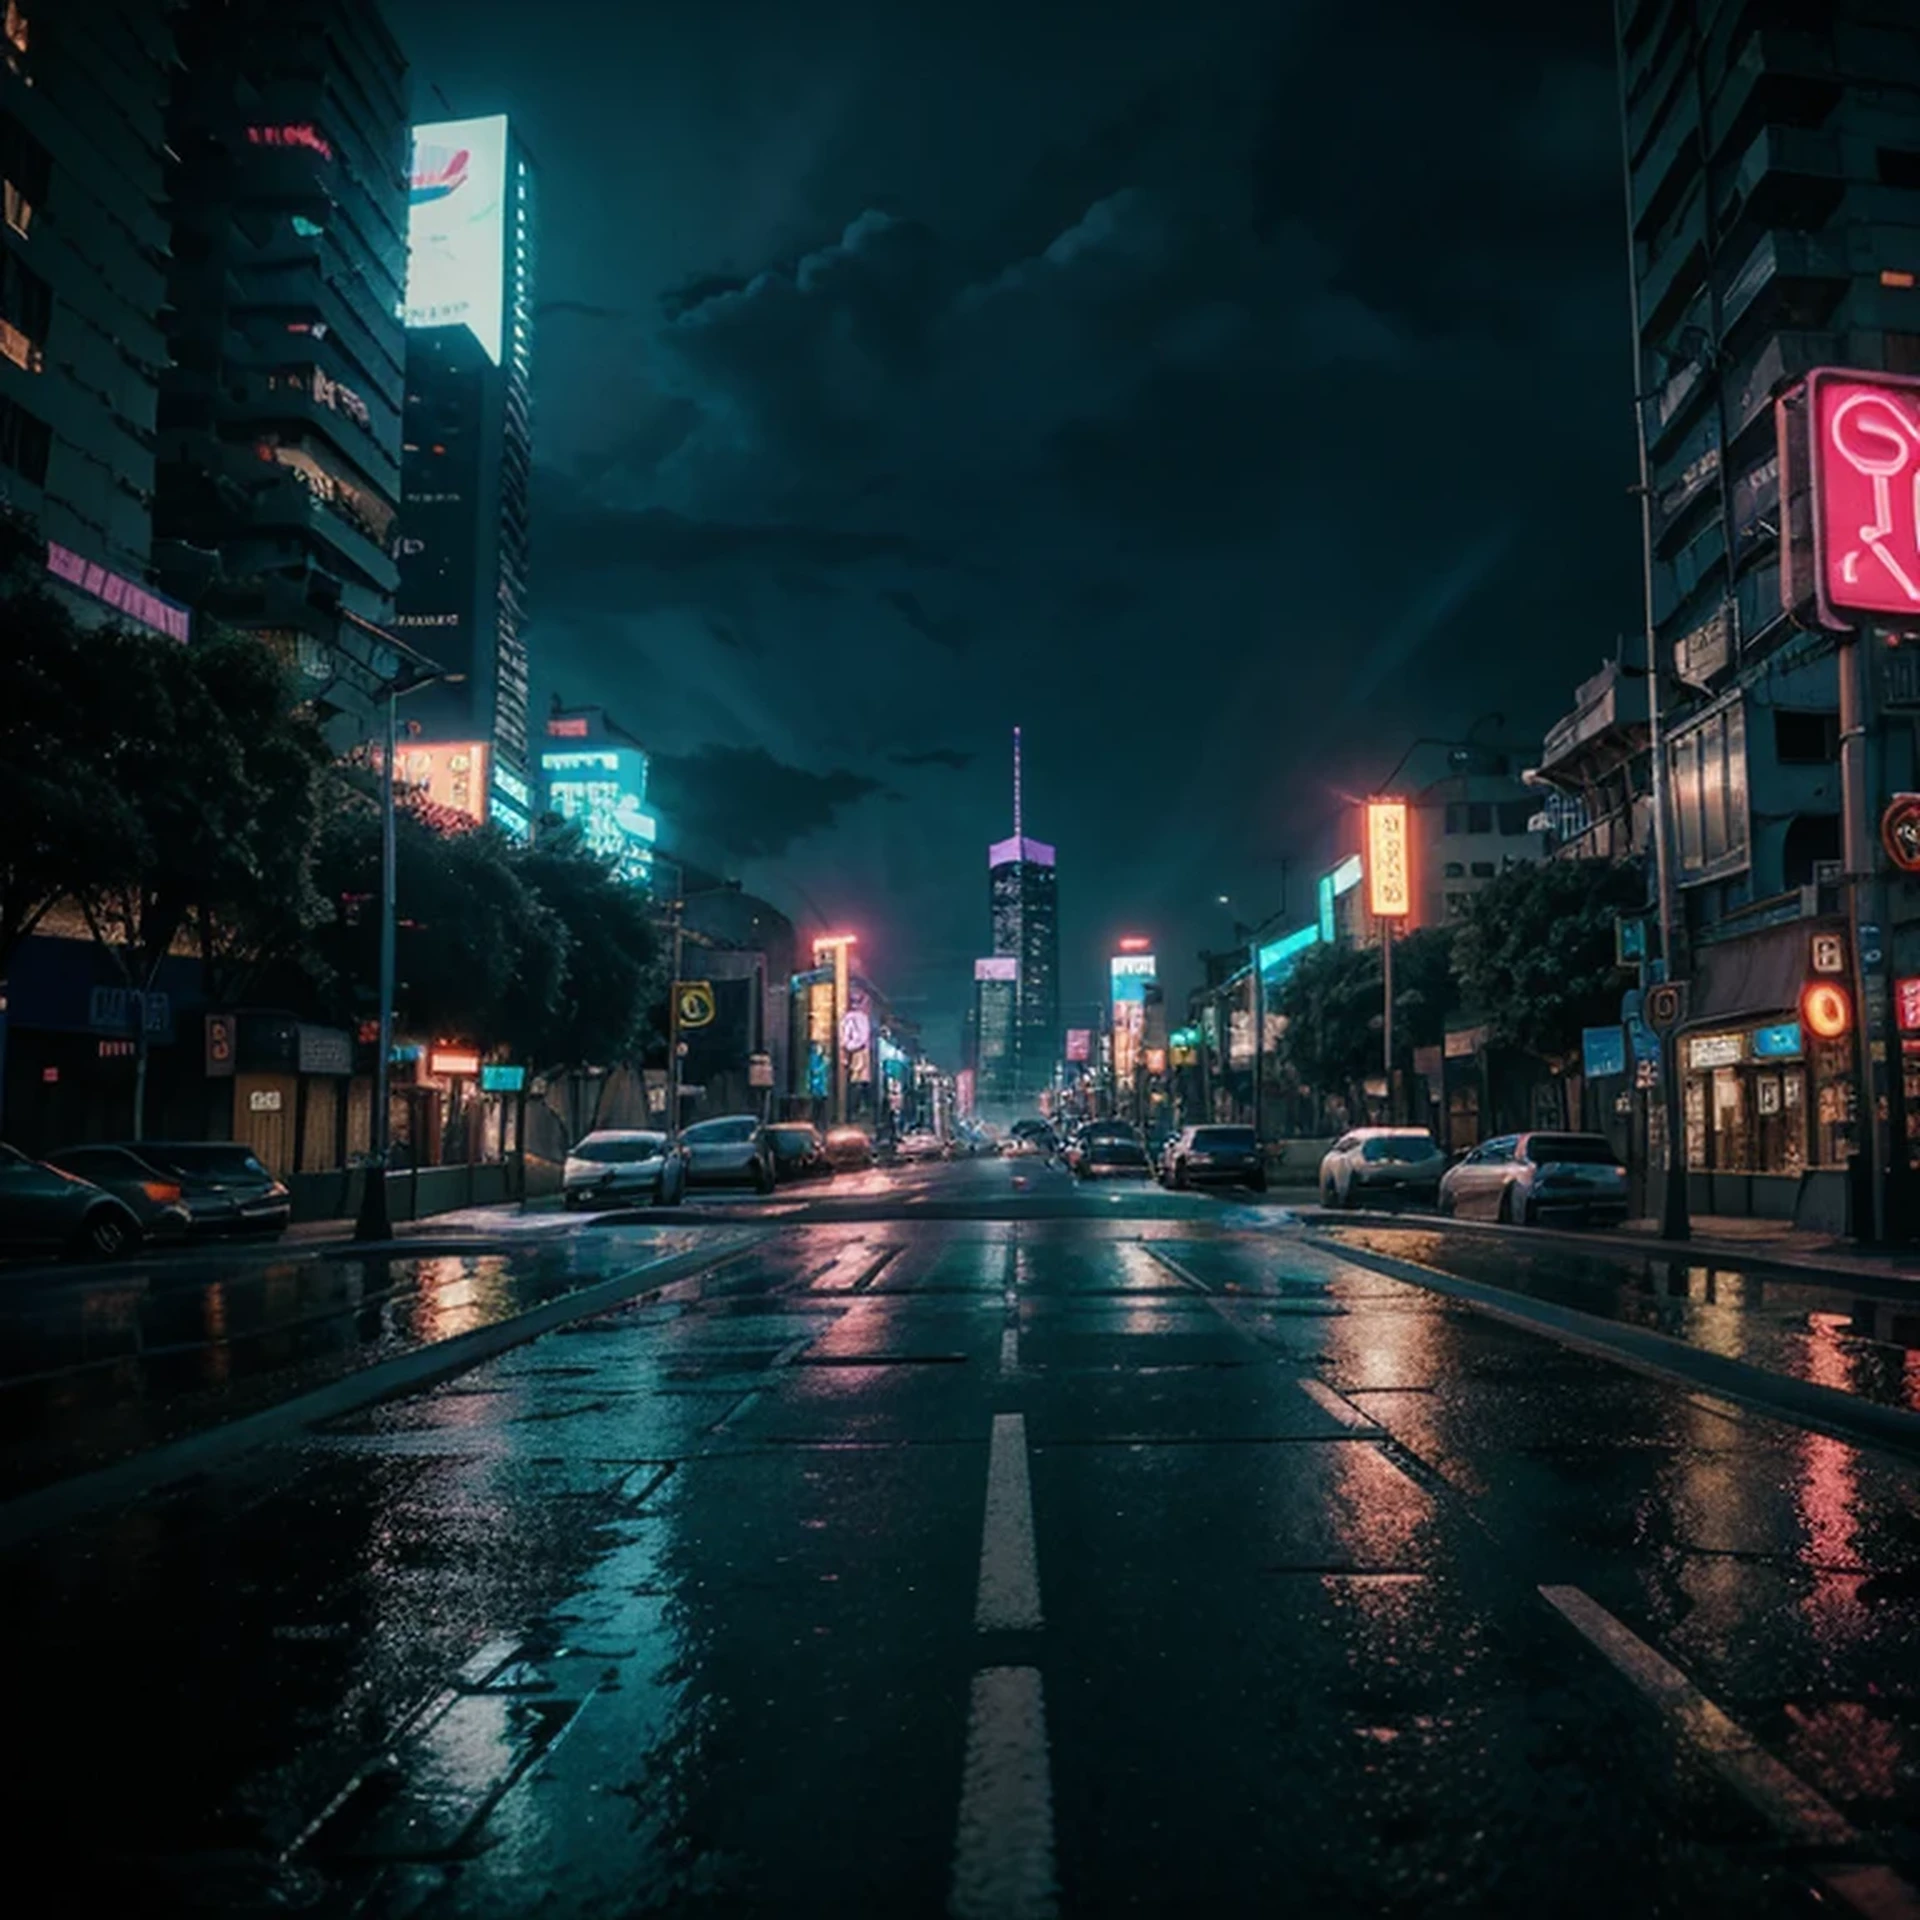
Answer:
xmin=0 ymin=245 xmax=48 ymax=371
xmin=0 ymin=108 xmax=48 ymax=236
xmin=1879 ymin=149 xmax=1920 ymax=190
xmin=1669 ymin=698 xmax=1750 ymax=881
xmin=1773 ymin=709 xmax=1837 ymax=764
xmin=3 ymin=2 xmax=24 ymax=58
xmin=1468 ymin=802 xmax=1492 ymax=833
xmin=1443 ymin=861 xmax=1465 ymax=879
xmin=1444 ymin=802 xmax=1466 ymax=834
xmin=0 ymin=390 xmax=49 ymax=482
xmin=1470 ymin=861 xmax=1496 ymax=879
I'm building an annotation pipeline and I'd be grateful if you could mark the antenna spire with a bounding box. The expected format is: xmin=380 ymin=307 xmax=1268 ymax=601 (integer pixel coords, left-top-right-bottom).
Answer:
xmin=1012 ymin=725 xmax=1023 ymax=840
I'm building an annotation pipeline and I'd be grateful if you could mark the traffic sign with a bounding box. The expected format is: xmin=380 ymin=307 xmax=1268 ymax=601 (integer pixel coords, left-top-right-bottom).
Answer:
xmin=1885 ymin=796 xmax=1920 ymax=873
xmin=1645 ymin=982 xmax=1686 ymax=1032
xmin=675 ymin=980 xmax=716 ymax=1029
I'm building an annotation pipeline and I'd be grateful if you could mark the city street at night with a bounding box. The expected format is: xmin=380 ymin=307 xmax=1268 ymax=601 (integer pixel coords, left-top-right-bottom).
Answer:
xmin=9 ymin=1156 xmax=1920 ymax=1916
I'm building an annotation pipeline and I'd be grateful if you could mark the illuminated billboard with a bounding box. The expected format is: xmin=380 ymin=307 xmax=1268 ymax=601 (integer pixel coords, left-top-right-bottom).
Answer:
xmin=1065 ymin=1028 xmax=1092 ymax=1063
xmin=406 ymin=115 xmax=508 ymax=362
xmin=1109 ymin=953 xmax=1157 ymax=985
xmin=1799 ymin=368 xmax=1920 ymax=630
xmin=975 ymin=956 xmax=1019 ymax=982
xmin=391 ymin=740 xmax=489 ymax=824
xmin=1366 ymin=801 xmax=1411 ymax=919
xmin=541 ymin=745 xmax=655 ymax=886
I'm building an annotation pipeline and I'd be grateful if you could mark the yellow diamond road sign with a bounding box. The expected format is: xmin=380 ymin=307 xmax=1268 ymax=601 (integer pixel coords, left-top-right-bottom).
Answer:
xmin=676 ymin=980 xmax=716 ymax=1029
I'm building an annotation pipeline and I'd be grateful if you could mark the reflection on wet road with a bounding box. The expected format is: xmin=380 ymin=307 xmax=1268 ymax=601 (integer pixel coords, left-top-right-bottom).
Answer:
xmin=6 ymin=1160 xmax=1919 ymax=1914
xmin=1317 ymin=1220 xmax=1920 ymax=1413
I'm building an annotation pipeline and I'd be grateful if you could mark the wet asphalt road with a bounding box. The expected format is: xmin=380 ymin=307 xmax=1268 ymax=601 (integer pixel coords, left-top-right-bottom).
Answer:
xmin=8 ymin=1156 xmax=1920 ymax=1915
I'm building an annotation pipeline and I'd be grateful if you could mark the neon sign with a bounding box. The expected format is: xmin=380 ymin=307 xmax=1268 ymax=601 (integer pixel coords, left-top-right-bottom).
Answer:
xmin=1366 ymin=800 xmax=1411 ymax=919
xmin=1805 ymin=369 xmax=1920 ymax=629
xmin=246 ymin=123 xmax=334 ymax=159
xmin=46 ymin=542 xmax=190 ymax=642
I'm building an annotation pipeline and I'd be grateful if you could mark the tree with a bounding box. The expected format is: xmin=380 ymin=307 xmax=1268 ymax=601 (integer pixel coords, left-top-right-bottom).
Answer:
xmin=1389 ymin=925 xmax=1460 ymax=1053
xmin=1453 ymin=859 xmax=1644 ymax=1068
xmin=1274 ymin=940 xmax=1385 ymax=1097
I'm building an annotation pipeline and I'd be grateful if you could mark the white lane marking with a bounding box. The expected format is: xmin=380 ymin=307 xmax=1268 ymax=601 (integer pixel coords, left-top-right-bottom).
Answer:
xmin=948 ymin=1666 xmax=1058 ymax=1920
xmin=1300 ymin=1377 xmax=1381 ymax=1433
xmin=974 ymin=1413 xmax=1043 ymax=1632
xmin=1000 ymin=1326 xmax=1020 ymax=1376
xmin=1540 ymin=1584 xmax=1920 ymax=1919
xmin=1139 ymin=1244 xmax=1208 ymax=1292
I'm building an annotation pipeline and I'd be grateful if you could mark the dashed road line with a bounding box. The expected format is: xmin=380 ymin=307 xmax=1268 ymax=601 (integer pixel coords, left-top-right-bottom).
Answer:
xmin=1540 ymin=1584 xmax=1920 ymax=1920
xmin=1000 ymin=1326 xmax=1020 ymax=1376
xmin=1138 ymin=1244 xmax=1210 ymax=1293
xmin=974 ymin=1412 xmax=1043 ymax=1632
xmin=948 ymin=1666 xmax=1058 ymax=1920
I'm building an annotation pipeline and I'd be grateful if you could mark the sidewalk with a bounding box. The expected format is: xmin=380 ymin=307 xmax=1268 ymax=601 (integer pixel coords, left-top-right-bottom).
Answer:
xmin=282 ymin=1195 xmax=567 ymax=1253
xmin=1605 ymin=1212 xmax=1920 ymax=1287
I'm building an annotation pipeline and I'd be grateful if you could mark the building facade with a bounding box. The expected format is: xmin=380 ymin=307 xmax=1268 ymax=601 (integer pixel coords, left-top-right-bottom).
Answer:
xmin=985 ymin=730 xmax=1059 ymax=1103
xmin=0 ymin=0 xmax=186 ymax=637
xmin=1604 ymin=0 xmax=1920 ymax=1225
xmin=395 ymin=114 xmax=535 ymax=820
xmin=153 ymin=0 xmax=410 ymax=677
xmin=537 ymin=701 xmax=655 ymax=885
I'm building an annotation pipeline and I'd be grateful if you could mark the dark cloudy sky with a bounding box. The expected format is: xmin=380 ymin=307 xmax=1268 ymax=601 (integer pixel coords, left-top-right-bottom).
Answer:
xmin=390 ymin=0 xmax=1641 ymax=1058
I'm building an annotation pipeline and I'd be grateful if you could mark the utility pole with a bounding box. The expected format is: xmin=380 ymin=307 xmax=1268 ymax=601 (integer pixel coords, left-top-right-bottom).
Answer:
xmin=667 ymin=897 xmax=686 ymax=1146
xmin=1841 ymin=623 xmax=1893 ymax=1243
xmin=354 ymin=689 xmax=401 ymax=1243
xmin=1382 ymin=917 xmax=1395 ymax=1123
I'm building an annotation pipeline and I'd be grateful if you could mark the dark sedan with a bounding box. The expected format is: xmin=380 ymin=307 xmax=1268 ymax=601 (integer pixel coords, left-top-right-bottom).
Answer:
xmin=113 ymin=1141 xmax=293 ymax=1238
xmin=1075 ymin=1136 xmax=1153 ymax=1179
xmin=1160 ymin=1125 xmax=1267 ymax=1192
xmin=0 ymin=1143 xmax=144 ymax=1259
xmin=42 ymin=1145 xmax=195 ymax=1243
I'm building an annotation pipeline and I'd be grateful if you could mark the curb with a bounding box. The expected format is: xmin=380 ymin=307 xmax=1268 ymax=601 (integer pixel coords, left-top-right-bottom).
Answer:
xmin=1312 ymin=1208 xmax=1920 ymax=1297
xmin=1301 ymin=1232 xmax=1920 ymax=1461
xmin=0 ymin=1230 xmax=767 ymax=1552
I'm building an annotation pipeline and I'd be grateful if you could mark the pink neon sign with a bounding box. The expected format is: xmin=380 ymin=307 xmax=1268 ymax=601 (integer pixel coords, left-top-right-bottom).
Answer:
xmin=1809 ymin=369 xmax=1920 ymax=629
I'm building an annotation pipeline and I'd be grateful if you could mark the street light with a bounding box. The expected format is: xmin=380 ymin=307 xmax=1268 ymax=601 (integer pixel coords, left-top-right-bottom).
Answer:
xmin=349 ymin=631 xmax=446 ymax=1245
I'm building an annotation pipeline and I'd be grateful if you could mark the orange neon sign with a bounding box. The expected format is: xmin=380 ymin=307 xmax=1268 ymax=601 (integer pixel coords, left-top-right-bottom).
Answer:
xmin=1801 ymin=980 xmax=1851 ymax=1040
xmin=1365 ymin=800 xmax=1411 ymax=919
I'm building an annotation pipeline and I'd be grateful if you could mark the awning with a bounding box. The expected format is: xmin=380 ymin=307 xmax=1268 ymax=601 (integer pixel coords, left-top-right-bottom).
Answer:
xmin=1691 ymin=918 xmax=1845 ymax=1024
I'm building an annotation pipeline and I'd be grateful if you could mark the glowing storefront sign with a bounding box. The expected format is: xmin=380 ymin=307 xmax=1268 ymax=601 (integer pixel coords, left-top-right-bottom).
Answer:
xmin=406 ymin=115 xmax=508 ymax=362
xmin=1065 ymin=1028 xmax=1092 ymax=1063
xmin=1109 ymin=953 xmax=1157 ymax=982
xmin=1257 ymin=923 xmax=1319 ymax=979
xmin=1686 ymin=1031 xmax=1747 ymax=1070
xmin=1365 ymin=800 xmax=1411 ymax=919
xmin=429 ymin=1047 xmax=482 ymax=1076
xmin=392 ymin=740 xmax=490 ymax=824
xmin=1805 ymin=369 xmax=1920 ymax=629
xmin=1802 ymin=980 xmax=1852 ymax=1039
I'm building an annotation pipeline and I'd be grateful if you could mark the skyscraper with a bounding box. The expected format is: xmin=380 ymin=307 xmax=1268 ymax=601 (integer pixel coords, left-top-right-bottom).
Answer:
xmin=1 ymin=0 xmax=185 ymax=639
xmin=394 ymin=115 xmax=536 ymax=836
xmin=988 ymin=727 xmax=1059 ymax=1102
xmin=153 ymin=0 xmax=409 ymax=666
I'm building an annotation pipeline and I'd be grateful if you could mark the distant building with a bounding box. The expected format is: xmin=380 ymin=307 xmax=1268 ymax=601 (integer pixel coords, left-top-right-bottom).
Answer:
xmin=987 ymin=727 xmax=1060 ymax=1101
xmin=537 ymin=702 xmax=655 ymax=886
xmin=973 ymin=957 xmax=1019 ymax=1108
xmin=153 ymin=0 xmax=410 ymax=677
xmin=0 ymin=0 xmax=185 ymax=637
xmin=395 ymin=114 xmax=536 ymax=828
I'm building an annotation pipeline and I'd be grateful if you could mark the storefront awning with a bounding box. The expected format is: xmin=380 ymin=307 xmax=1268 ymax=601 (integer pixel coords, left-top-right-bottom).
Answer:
xmin=1691 ymin=918 xmax=1845 ymax=1024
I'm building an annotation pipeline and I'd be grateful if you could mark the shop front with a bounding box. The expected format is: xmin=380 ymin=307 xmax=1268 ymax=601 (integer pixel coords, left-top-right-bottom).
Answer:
xmin=1680 ymin=1015 xmax=1852 ymax=1219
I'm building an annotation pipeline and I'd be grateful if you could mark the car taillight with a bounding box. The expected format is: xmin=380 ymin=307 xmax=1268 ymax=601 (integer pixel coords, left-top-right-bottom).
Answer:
xmin=143 ymin=1180 xmax=182 ymax=1204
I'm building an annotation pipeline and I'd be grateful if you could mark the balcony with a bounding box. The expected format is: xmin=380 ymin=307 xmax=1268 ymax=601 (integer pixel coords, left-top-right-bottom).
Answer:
xmin=1640 ymin=195 xmax=1708 ymax=335
xmin=1538 ymin=661 xmax=1652 ymax=785
xmin=1716 ymin=124 xmax=1845 ymax=242
xmin=1710 ymin=31 xmax=1841 ymax=160
xmin=1631 ymin=94 xmax=1701 ymax=237
xmin=1717 ymin=227 xmax=1849 ymax=343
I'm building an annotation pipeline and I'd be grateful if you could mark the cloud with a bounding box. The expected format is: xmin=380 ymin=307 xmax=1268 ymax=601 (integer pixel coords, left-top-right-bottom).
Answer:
xmin=648 ymin=744 xmax=888 ymax=859
xmin=880 ymin=588 xmax=969 ymax=653
xmin=539 ymin=299 xmax=630 ymax=321
xmin=889 ymin=747 xmax=975 ymax=771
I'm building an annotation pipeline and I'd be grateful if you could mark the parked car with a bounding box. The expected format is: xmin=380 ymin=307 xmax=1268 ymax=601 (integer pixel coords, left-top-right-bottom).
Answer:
xmin=1439 ymin=1131 xmax=1629 ymax=1226
xmin=1318 ymin=1129 xmax=1447 ymax=1209
xmin=1076 ymin=1133 xmax=1153 ymax=1179
xmin=0 ymin=1142 xmax=144 ymax=1259
xmin=117 ymin=1141 xmax=292 ymax=1237
xmin=41 ymin=1145 xmax=195 ymax=1243
xmin=898 ymin=1129 xmax=947 ymax=1161
xmin=767 ymin=1122 xmax=836 ymax=1182
xmin=561 ymin=1130 xmax=688 ymax=1209
xmin=1160 ymin=1125 xmax=1267 ymax=1192
xmin=680 ymin=1115 xmax=776 ymax=1193
xmin=824 ymin=1126 xmax=875 ymax=1170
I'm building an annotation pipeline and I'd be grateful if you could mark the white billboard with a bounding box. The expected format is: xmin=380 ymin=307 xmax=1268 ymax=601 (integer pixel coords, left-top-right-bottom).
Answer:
xmin=406 ymin=115 xmax=507 ymax=363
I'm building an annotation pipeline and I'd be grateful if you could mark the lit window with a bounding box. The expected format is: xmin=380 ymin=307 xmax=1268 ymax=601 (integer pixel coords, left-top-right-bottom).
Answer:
xmin=2 ymin=178 xmax=29 ymax=236
xmin=1884 ymin=270 xmax=1918 ymax=290
xmin=4 ymin=3 xmax=25 ymax=57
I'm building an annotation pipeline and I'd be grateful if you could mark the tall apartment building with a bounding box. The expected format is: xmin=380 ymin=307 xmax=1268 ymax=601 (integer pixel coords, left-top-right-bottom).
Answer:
xmin=395 ymin=114 xmax=536 ymax=827
xmin=987 ymin=728 xmax=1060 ymax=1102
xmin=0 ymin=0 xmax=186 ymax=637
xmin=153 ymin=0 xmax=409 ymax=677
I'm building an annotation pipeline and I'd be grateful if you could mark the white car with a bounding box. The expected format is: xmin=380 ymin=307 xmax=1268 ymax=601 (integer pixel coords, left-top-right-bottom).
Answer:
xmin=562 ymin=1130 xmax=688 ymax=1209
xmin=1317 ymin=1128 xmax=1447 ymax=1210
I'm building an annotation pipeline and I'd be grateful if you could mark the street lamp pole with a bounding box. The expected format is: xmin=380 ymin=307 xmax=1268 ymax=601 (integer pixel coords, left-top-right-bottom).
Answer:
xmin=354 ymin=688 xmax=401 ymax=1243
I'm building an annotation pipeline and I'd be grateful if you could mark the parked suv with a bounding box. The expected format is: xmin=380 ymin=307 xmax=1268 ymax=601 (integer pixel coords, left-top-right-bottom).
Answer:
xmin=1160 ymin=1125 xmax=1266 ymax=1192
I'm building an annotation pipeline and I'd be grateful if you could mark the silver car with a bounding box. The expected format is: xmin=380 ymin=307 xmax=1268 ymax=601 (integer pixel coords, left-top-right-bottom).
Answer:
xmin=1439 ymin=1131 xmax=1628 ymax=1226
xmin=681 ymin=1115 xmax=776 ymax=1193
xmin=562 ymin=1129 xmax=688 ymax=1209
xmin=1318 ymin=1128 xmax=1447 ymax=1209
